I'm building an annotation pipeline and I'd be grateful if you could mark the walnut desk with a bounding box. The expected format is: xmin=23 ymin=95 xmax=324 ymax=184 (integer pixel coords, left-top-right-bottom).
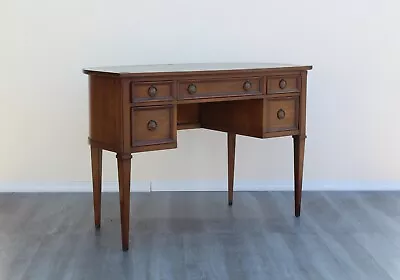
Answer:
xmin=83 ymin=63 xmax=312 ymax=251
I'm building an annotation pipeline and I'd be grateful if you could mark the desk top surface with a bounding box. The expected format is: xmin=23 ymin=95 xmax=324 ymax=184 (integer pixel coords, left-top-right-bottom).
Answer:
xmin=83 ymin=62 xmax=312 ymax=76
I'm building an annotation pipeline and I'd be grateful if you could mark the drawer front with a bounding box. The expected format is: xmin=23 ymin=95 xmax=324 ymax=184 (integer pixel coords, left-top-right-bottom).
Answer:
xmin=178 ymin=77 xmax=261 ymax=100
xmin=131 ymin=105 xmax=176 ymax=147
xmin=267 ymin=75 xmax=300 ymax=94
xmin=130 ymin=81 xmax=174 ymax=102
xmin=265 ymin=97 xmax=298 ymax=132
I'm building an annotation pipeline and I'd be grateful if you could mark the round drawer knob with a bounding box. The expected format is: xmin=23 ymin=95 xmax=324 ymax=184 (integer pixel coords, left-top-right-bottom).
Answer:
xmin=147 ymin=120 xmax=158 ymax=131
xmin=277 ymin=109 xmax=286 ymax=120
xmin=148 ymin=86 xmax=157 ymax=97
xmin=279 ymin=79 xmax=287 ymax=89
xmin=187 ymin=83 xmax=197 ymax=94
xmin=243 ymin=80 xmax=252 ymax=91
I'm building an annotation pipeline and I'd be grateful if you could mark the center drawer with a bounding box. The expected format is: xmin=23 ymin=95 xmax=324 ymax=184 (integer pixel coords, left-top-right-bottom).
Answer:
xmin=178 ymin=77 xmax=262 ymax=100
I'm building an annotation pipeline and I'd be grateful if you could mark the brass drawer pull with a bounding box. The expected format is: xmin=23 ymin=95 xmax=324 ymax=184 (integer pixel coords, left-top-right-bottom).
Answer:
xmin=279 ymin=79 xmax=287 ymax=89
xmin=148 ymin=85 xmax=157 ymax=97
xmin=187 ymin=83 xmax=197 ymax=94
xmin=243 ymin=80 xmax=252 ymax=91
xmin=277 ymin=109 xmax=286 ymax=120
xmin=147 ymin=120 xmax=158 ymax=131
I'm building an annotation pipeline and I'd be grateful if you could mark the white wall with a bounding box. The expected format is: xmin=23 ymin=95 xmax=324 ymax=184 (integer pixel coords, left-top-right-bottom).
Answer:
xmin=1 ymin=0 xmax=399 ymax=192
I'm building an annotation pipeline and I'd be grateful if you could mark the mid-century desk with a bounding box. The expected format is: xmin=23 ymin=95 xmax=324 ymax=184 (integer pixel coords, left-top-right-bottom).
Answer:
xmin=83 ymin=63 xmax=312 ymax=251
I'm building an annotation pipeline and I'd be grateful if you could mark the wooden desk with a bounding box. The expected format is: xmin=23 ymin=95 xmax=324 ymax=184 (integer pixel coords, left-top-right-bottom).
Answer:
xmin=83 ymin=63 xmax=312 ymax=251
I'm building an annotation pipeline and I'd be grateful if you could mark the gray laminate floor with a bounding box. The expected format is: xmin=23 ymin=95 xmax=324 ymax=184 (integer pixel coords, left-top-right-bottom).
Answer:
xmin=1 ymin=191 xmax=400 ymax=280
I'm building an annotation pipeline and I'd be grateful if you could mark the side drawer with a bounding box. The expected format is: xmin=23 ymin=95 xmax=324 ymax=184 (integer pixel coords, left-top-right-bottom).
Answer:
xmin=264 ymin=97 xmax=299 ymax=132
xmin=131 ymin=105 xmax=177 ymax=147
xmin=267 ymin=75 xmax=301 ymax=94
xmin=178 ymin=77 xmax=262 ymax=100
xmin=130 ymin=81 xmax=174 ymax=103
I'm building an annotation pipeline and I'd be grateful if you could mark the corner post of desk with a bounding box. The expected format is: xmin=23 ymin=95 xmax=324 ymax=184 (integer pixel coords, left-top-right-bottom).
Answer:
xmin=117 ymin=77 xmax=135 ymax=251
xmin=293 ymin=70 xmax=309 ymax=217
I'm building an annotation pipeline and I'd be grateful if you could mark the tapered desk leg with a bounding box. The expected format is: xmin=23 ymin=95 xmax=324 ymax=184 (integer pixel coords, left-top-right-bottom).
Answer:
xmin=228 ymin=133 xmax=236 ymax=206
xmin=91 ymin=146 xmax=102 ymax=229
xmin=293 ymin=135 xmax=306 ymax=217
xmin=117 ymin=153 xmax=132 ymax=251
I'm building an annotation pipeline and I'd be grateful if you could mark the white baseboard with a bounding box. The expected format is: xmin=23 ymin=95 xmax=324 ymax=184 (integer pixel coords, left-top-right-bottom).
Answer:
xmin=0 ymin=180 xmax=399 ymax=192
xmin=149 ymin=180 xmax=400 ymax=191
xmin=0 ymin=181 xmax=150 ymax=192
